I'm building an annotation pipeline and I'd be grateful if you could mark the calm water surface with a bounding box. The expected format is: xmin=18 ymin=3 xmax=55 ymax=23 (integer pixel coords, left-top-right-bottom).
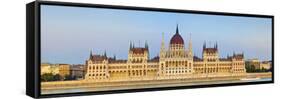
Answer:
xmin=42 ymin=78 xmax=272 ymax=95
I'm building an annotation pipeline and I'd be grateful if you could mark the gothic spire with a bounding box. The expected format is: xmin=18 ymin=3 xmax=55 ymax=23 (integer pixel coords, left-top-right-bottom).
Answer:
xmin=215 ymin=41 xmax=218 ymax=49
xmin=188 ymin=33 xmax=192 ymax=51
xmin=132 ymin=42 xmax=135 ymax=48
xmin=145 ymin=40 xmax=148 ymax=49
xmin=104 ymin=50 xmax=107 ymax=57
xmin=188 ymin=33 xmax=193 ymax=57
xmin=130 ymin=41 xmax=132 ymax=49
xmin=89 ymin=50 xmax=93 ymax=59
xmin=227 ymin=54 xmax=229 ymax=58
xmin=161 ymin=32 xmax=165 ymax=50
xmin=203 ymin=41 xmax=206 ymax=49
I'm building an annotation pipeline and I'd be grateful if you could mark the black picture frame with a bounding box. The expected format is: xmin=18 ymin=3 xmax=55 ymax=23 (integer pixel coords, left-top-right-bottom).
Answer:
xmin=26 ymin=0 xmax=274 ymax=98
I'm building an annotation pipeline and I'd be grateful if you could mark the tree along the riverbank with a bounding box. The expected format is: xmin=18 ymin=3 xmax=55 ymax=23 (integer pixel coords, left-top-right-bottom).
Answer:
xmin=245 ymin=64 xmax=271 ymax=73
xmin=41 ymin=73 xmax=75 ymax=82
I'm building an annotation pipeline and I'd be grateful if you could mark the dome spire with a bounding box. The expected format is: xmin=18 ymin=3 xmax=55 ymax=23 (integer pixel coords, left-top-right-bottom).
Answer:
xmin=170 ymin=24 xmax=184 ymax=45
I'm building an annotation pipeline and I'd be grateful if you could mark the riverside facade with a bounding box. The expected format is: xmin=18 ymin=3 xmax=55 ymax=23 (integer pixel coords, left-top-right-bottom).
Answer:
xmin=85 ymin=25 xmax=246 ymax=81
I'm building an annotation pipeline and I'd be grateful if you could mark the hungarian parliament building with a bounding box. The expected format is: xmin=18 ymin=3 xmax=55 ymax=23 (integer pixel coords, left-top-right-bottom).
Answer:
xmin=85 ymin=25 xmax=246 ymax=81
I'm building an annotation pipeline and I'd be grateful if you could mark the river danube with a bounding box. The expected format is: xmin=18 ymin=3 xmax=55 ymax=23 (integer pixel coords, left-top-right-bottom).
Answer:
xmin=42 ymin=78 xmax=271 ymax=95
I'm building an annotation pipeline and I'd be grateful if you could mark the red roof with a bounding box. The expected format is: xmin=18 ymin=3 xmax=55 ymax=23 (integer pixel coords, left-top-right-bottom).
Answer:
xmin=170 ymin=33 xmax=184 ymax=45
xmin=130 ymin=48 xmax=148 ymax=54
xmin=170 ymin=25 xmax=184 ymax=45
xmin=90 ymin=55 xmax=107 ymax=61
xmin=149 ymin=56 xmax=159 ymax=62
xmin=203 ymin=48 xmax=217 ymax=53
xmin=233 ymin=54 xmax=244 ymax=59
xmin=193 ymin=56 xmax=203 ymax=61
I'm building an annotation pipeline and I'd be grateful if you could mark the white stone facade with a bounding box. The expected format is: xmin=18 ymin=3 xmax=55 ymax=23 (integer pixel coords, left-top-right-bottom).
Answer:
xmin=85 ymin=25 xmax=246 ymax=81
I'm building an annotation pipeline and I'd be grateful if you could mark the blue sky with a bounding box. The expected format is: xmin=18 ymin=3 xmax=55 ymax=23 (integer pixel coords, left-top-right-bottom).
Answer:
xmin=41 ymin=5 xmax=272 ymax=64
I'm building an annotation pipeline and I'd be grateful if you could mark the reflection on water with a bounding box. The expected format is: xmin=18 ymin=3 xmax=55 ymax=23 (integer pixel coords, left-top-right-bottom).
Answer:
xmin=42 ymin=78 xmax=272 ymax=95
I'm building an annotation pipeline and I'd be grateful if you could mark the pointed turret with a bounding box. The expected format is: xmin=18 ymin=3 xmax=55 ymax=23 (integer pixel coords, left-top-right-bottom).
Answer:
xmin=188 ymin=34 xmax=192 ymax=50
xmin=104 ymin=50 xmax=107 ymax=57
xmin=145 ymin=40 xmax=148 ymax=49
xmin=89 ymin=50 xmax=93 ymax=60
xmin=132 ymin=42 xmax=135 ymax=48
xmin=161 ymin=32 xmax=165 ymax=49
xmin=227 ymin=54 xmax=230 ymax=58
xmin=215 ymin=42 xmax=218 ymax=49
xmin=161 ymin=32 xmax=165 ymax=50
xmin=129 ymin=41 xmax=132 ymax=50
xmin=160 ymin=32 xmax=165 ymax=59
xmin=188 ymin=33 xmax=193 ymax=57
xmin=203 ymin=41 xmax=206 ymax=49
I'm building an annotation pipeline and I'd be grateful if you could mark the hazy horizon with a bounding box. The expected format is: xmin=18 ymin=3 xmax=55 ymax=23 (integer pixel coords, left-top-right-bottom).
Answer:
xmin=41 ymin=5 xmax=272 ymax=64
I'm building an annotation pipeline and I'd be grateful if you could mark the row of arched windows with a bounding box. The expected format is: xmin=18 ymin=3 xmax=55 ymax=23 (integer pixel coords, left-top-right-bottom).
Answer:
xmin=88 ymin=65 xmax=106 ymax=70
xmin=165 ymin=61 xmax=192 ymax=66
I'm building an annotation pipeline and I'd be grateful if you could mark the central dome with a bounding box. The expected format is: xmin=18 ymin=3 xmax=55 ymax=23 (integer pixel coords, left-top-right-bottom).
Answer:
xmin=170 ymin=25 xmax=184 ymax=45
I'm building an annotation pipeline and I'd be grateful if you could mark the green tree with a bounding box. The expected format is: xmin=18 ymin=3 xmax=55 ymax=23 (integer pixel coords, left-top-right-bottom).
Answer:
xmin=53 ymin=74 xmax=61 ymax=81
xmin=245 ymin=64 xmax=256 ymax=73
xmin=64 ymin=75 xmax=75 ymax=81
xmin=41 ymin=73 xmax=61 ymax=82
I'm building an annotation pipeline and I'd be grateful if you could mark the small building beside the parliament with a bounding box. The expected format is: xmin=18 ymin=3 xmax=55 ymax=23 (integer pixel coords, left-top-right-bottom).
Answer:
xmin=41 ymin=63 xmax=59 ymax=75
xmin=246 ymin=59 xmax=272 ymax=70
xmin=41 ymin=63 xmax=70 ymax=77
xmin=70 ymin=64 xmax=86 ymax=79
xmin=84 ymin=25 xmax=246 ymax=81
